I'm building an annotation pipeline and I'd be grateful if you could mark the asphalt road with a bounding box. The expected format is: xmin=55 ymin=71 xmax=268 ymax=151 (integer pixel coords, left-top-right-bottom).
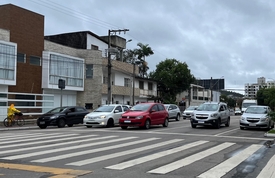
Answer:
xmin=0 ymin=115 xmax=274 ymax=178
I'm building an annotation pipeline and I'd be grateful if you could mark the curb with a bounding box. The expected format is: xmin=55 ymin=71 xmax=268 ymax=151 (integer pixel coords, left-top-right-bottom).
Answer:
xmin=264 ymin=133 xmax=275 ymax=137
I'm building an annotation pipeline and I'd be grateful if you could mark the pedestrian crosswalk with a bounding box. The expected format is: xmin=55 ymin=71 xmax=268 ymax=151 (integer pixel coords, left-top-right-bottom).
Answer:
xmin=0 ymin=132 xmax=273 ymax=177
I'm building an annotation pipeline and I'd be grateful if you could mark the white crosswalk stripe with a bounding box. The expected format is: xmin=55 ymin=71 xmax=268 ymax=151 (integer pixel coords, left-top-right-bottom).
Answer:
xmin=197 ymin=144 xmax=263 ymax=178
xmin=0 ymin=132 xmax=271 ymax=177
xmin=106 ymin=140 xmax=209 ymax=170
xmin=1 ymin=136 xmax=136 ymax=160
xmin=147 ymin=142 xmax=236 ymax=174
xmin=66 ymin=139 xmax=183 ymax=166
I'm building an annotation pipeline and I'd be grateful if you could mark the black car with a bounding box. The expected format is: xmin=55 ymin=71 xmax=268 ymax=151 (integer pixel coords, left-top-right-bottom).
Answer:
xmin=37 ymin=106 xmax=89 ymax=129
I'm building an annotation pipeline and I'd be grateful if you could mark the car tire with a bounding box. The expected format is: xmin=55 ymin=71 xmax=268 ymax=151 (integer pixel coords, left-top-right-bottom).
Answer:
xmin=163 ymin=118 xmax=169 ymax=127
xmin=225 ymin=118 xmax=230 ymax=127
xmin=144 ymin=119 xmax=150 ymax=129
xmin=67 ymin=124 xmax=73 ymax=127
xmin=106 ymin=119 xmax=114 ymax=128
xmin=191 ymin=123 xmax=196 ymax=128
xmin=121 ymin=126 xmax=128 ymax=129
xmin=39 ymin=125 xmax=47 ymax=129
xmin=86 ymin=126 xmax=92 ymax=128
xmin=215 ymin=119 xmax=221 ymax=129
xmin=175 ymin=114 xmax=180 ymax=121
xmin=57 ymin=119 xmax=66 ymax=128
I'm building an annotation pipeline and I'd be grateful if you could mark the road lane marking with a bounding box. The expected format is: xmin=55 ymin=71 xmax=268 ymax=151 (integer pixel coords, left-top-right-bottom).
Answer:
xmin=106 ymin=140 xmax=208 ymax=170
xmin=31 ymin=137 xmax=160 ymax=163
xmin=197 ymin=144 xmax=263 ymax=178
xmin=0 ymin=134 xmax=98 ymax=150
xmin=67 ymin=139 xmax=183 ymax=166
xmin=214 ymin=128 xmax=240 ymax=136
xmin=256 ymin=154 xmax=275 ymax=178
xmin=148 ymin=142 xmax=235 ymax=174
xmin=1 ymin=136 xmax=134 ymax=160
xmin=0 ymin=162 xmax=91 ymax=178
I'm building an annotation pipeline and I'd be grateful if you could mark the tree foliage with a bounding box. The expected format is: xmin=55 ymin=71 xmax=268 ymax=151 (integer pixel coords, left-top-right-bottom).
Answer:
xmin=149 ymin=59 xmax=195 ymax=103
xmin=220 ymin=94 xmax=236 ymax=108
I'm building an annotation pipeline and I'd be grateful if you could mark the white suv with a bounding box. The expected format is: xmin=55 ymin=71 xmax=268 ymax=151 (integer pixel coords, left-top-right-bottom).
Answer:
xmin=190 ymin=102 xmax=230 ymax=129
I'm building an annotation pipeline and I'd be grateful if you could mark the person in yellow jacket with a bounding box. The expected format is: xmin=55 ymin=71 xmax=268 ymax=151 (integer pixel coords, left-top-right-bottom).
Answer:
xmin=7 ymin=104 xmax=22 ymax=122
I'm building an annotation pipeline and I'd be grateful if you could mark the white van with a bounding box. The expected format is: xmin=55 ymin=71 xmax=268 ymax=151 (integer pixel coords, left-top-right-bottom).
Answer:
xmin=241 ymin=99 xmax=257 ymax=113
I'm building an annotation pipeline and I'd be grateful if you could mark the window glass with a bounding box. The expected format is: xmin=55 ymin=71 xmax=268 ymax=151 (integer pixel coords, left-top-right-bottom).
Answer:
xmin=17 ymin=53 xmax=26 ymax=63
xmin=86 ymin=64 xmax=93 ymax=78
xmin=151 ymin=104 xmax=159 ymax=111
xmin=158 ymin=104 xmax=165 ymax=111
xmin=124 ymin=78 xmax=131 ymax=87
xmin=30 ymin=56 xmax=41 ymax=66
xmin=0 ymin=42 xmax=15 ymax=80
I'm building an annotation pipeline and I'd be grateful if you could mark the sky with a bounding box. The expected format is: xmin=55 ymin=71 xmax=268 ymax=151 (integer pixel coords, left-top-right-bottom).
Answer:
xmin=2 ymin=0 xmax=275 ymax=94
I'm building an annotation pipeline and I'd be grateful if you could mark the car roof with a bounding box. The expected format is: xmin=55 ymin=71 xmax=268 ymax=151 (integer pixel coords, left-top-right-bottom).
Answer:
xmin=248 ymin=105 xmax=267 ymax=108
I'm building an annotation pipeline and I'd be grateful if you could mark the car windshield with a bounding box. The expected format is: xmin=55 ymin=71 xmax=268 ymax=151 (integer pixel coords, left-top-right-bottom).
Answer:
xmin=94 ymin=106 xmax=115 ymax=112
xmin=242 ymin=103 xmax=257 ymax=108
xmin=131 ymin=104 xmax=151 ymax=111
xmin=245 ymin=107 xmax=267 ymax=114
xmin=235 ymin=108 xmax=241 ymax=111
xmin=186 ymin=106 xmax=197 ymax=110
xmin=47 ymin=107 xmax=67 ymax=114
xmin=196 ymin=104 xmax=218 ymax=111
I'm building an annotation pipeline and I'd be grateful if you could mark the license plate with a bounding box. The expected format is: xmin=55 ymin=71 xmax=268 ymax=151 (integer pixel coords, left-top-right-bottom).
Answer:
xmin=40 ymin=121 xmax=45 ymax=124
xmin=249 ymin=123 xmax=256 ymax=126
xmin=198 ymin=120 xmax=204 ymax=123
xmin=124 ymin=120 xmax=131 ymax=123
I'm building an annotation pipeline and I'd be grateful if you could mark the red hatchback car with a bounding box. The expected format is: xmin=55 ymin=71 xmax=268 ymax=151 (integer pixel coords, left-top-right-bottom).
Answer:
xmin=119 ymin=103 xmax=169 ymax=129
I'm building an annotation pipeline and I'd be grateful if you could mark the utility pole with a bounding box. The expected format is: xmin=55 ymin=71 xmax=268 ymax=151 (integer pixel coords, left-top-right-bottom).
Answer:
xmin=132 ymin=61 xmax=136 ymax=106
xmin=107 ymin=29 xmax=129 ymax=104
xmin=210 ymin=77 xmax=213 ymax=101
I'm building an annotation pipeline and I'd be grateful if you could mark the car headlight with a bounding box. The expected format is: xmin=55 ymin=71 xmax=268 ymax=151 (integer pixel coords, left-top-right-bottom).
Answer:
xmin=50 ymin=115 xmax=58 ymax=119
xmin=210 ymin=113 xmax=218 ymax=117
xmin=100 ymin=115 xmax=106 ymax=119
xmin=135 ymin=116 xmax=143 ymax=119
xmin=261 ymin=117 xmax=269 ymax=121
xmin=241 ymin=116 xmax=246 ymax=120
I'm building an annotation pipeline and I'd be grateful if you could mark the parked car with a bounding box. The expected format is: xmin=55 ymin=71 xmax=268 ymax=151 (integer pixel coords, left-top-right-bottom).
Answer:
xmin=234 ymin=108 xmax=242 ymax=115
xmin=164 ymin=104 xmax=181 ymax=121
xmin=119 ymin=102 xmax=169 ymax=129
xmin=182 ymin=106 xmax=198 ymax=119
xmin=83 ymin=104 xmax=130 ymax=128
xmin=240 ymin=105 xmax=274 ymax=130
xmin=37 ymin=106 xmax=89 ymax=129
xmin=190 ymin=102 xmax=230 ymax=129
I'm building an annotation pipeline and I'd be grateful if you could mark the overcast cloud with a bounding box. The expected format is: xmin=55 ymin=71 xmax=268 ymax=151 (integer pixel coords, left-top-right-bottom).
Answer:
xmin=2 ymin=0 xmax=275 ymax=94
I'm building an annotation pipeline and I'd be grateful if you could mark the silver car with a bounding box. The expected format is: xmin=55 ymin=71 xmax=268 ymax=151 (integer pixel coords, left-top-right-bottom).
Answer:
xmin=83 ymin=104 xmax=130 ymax=128
xmin=240 ymin=105 xmax=274 ymax=130
xmin=190 ymin=102 xmax=230 ymax=129
xmin=182 ymin=106 xmax=198 ymax=119
xmin=164 ymin=104 xmax=181 ymax=121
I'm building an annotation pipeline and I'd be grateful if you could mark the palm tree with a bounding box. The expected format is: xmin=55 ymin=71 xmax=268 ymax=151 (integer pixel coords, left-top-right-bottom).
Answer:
xmin=134 ymin=43 xmax=154 ymax=77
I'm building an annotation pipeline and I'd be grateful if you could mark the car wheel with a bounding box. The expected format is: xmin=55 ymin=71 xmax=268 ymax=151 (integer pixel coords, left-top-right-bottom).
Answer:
xmin=86 ymin=126 xmax=92 ymax=128
xmin=144 ymin=119 xmax=150 ymax=129
xmin=121 ymin=126 xmax=128 ymax=129
xmin=191 ymin=123 xmax=196 ymax=128
xmin=240 ymin=126 xmax=244 ymax=130
xmin=57 ymin=119 xmax=66 ymax=128
xmin=215 ymin=119 xmax=221 ymax=129
xmin=163 ymin=118 xmax=169 ymax=127
xmin=225 ymin=118 xmax=230 ymax=127
xmin=106 ymin=119 xmax=114 ymax=128
xmin=175 ymin=114 xmax=180 ymax=121
xmin=39 ymin=125 xmax=47 ymax=129
xmin=67 ymin=124 xmax=73 ymax=127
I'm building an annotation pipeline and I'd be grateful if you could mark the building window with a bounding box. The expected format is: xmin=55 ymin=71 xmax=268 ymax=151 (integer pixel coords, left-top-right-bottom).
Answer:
xmin=124 ymin=78 xmax=131 ymax=87
xmin=30 ymin=56 xmax=41 ymax=66
xmin=148 ymin=82 xmax=153 ymax=90
xmin=139 ymin=81 xmax=144 ymax=89
xmin=49 ymin=54 xmax=84 ymax=87
xmin=91 ymin=45 xmax=99 ymax=50
xmin=85 ymin=103 xmax=93 ymax=109
xmin=14 ymin=94 xmax=35 ymax=106
xmin=0 ymin=42 xmax=15 ymax=80
xmin=86 ymin=64 xmax=93 ymax=78
xmin=17 ymin=53 xmax=26 ymax=63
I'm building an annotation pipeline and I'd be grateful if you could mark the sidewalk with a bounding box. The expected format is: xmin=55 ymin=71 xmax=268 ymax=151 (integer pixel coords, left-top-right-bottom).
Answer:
xmin=0 ymin=119 xmax=38 ymax=131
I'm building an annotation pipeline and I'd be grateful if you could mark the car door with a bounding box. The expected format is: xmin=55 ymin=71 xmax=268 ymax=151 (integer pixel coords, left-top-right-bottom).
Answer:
xmin=150 ymin=104 xmax=159 ymax=125
xmin=157 ymin=104 xmax=167 ymax=124
xmin=113 ymin=105 xmax=123 ymax=124
xmin=66 ymin=107 xmax=77 ymax=124
xmin=75 ymin=107 xmax=88 ymax=124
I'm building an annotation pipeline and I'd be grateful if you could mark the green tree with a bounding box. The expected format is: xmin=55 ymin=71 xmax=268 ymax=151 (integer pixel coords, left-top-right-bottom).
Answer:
xmin=149 ymin=59 xmax=195 ymax=103
xmin=134 ymin=43 xmax=154 ymax=77
xmin=227 ymin=97 xmax=236 ymax=108
xmin=220 ymin=94 xmax=228 ymax=103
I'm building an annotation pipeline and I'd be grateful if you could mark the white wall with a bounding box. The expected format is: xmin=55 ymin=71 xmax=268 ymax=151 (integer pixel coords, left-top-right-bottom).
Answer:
xmin=86 ymin=34 xmax=108 ymax=57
